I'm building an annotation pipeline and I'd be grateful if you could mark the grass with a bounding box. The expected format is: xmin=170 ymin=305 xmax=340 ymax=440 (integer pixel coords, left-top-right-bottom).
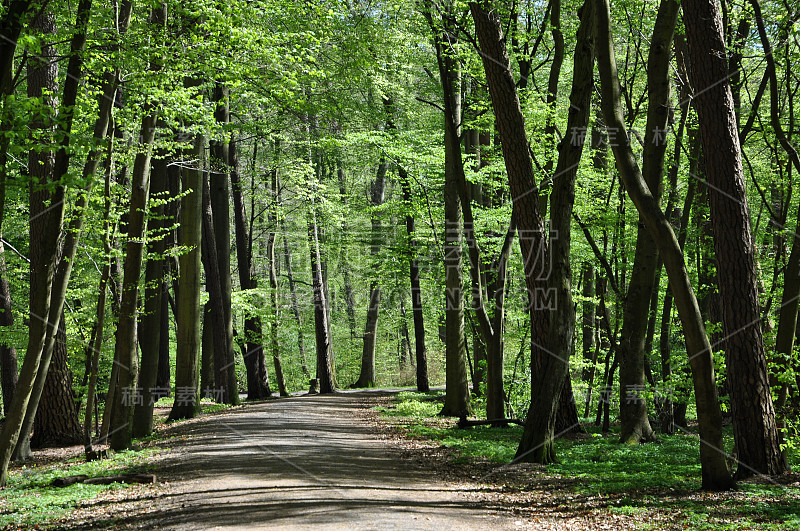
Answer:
xmin=0 ymin=396 xmax=234 ymax=529
xmin=381 ymin=391 xmax=800 ymax=530
xmin=0 ymin=447 xmax=158 ymax=529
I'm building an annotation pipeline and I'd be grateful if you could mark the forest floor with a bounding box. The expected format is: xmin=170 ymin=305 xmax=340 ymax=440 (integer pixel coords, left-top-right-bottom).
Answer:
xmin=14 ymin=388 xmax=800 ymax=529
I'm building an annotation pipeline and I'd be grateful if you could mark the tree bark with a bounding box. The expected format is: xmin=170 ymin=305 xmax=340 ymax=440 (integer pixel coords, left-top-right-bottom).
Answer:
xmin=308 ymin=208 xmax=335 ymax=394
xmin=209 ymin=84 xmax=238 ymax=405
xmin=267 ymin=165 xmax=287 ymax=397
xmin=470 ymin=0 xmax=592 ymax=460
xmin=617 ymin=0 xmax=679 ymax=445
xmin=108 ymin=108 xmax=158 ymax=451
xmin=131 ymin=153 xmax=168 ymax=438
xmin=282 ymin=219 xmax=308 ymax=377
xmin=168 ymin=135 xmax=203 ymax=421
xmin=202 ymin=172 xmax=235 ymax=404
xmin=31 ymin=313 xmax=81 ymax=448
xmin=595 ymin=0 xmax=733 ymax=490
xmin=423 ymin=8 xmax=472 ymax=417
xmin=683 ymin=0 xmax=788 ymax=478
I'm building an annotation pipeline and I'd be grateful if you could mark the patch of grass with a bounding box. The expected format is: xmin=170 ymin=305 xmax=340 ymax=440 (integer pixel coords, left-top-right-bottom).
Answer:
xmin=382 ymin=392 xmax=800 ymax=529
xmin=0 ymin=448 xmax=158 ymax=529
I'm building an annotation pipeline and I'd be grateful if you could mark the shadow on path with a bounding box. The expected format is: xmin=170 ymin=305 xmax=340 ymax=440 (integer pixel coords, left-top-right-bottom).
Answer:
xmin=110 ymin=390 xmax=521 ymax=530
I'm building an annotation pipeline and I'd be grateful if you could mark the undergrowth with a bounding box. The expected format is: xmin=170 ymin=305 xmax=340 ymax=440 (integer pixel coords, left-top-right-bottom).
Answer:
xmin=381 ymin=390 xmax=800 ymax=530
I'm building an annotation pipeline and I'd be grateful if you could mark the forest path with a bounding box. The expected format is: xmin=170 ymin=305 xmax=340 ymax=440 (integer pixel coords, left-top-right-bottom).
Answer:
xmin=113 ymin=389 xmax=525 ymax=530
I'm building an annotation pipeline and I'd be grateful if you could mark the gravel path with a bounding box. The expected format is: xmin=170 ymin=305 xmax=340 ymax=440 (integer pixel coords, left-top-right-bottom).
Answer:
xmin=108 ymin=390 xmax=525 ymax=530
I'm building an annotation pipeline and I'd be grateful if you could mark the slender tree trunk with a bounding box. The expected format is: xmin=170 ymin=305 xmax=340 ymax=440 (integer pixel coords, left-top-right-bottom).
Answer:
xmin=267 ymin=166 xmax=287 ymax=397
xmin=131 ymin=153 xmax=168 ymax=438
xmin=282 ymin=219 xmax=308 ymax=378
xmin=618 ymin=0 xmax=679 ymax=445
xmin=356 ymin=159 xmax=387 ymax=388
xmin=309 ymin=208 xmax=335 ymax=393
xmin=108 ymin=107 xmax=158 ymax=451
xmin=421 ymin=8 xmax=472 ymax=417
xmin=595 ymin=0 xmax=733 ymax=489
xmin=683 ymin=0 xmax=788 ymax=478
xmin=336 ymin=162 xmax=357 ymax=339
xmin=398 ymin=166 xmax=428 ymax=392
xmin=231 ymin=138 xmax=271 ymax=399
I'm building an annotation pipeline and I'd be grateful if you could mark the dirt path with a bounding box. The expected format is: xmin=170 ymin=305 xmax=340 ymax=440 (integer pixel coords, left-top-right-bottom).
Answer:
xmin=102 ymin=390 xmax=526 ymax=530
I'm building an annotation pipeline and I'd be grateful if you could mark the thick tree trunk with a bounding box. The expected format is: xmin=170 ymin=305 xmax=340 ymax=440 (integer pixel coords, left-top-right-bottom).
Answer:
xmin=209 ymin=84 xmax=238 ymax=405
xmin=0 ymin=1 xmax=43 ymax=417
xmin=356 ymin=285 xmax=381 ymax=388
xmin=31 ymin=313 xmax=81 ymax=448
xmin=5 ymin=8 xmax=64 ymax=465
xmin=201 ymin=302 xmax=214 ymax=394
xmin=131 ymin=154 xmax=168 ymax=438
xmin=0 ymin=242 xmax=15 ymax=416
xmin=595 ymin=0 xmax=733 ymax=490
xmin=470 ymin=0 xmax=592 ymax=461
xmin=168 ymin=136 xmax=203 ymax=421
xmin=202 ymin=173 xmax=235 ymax=404
xmin=683 ymin=0 xmax=788 ymax=478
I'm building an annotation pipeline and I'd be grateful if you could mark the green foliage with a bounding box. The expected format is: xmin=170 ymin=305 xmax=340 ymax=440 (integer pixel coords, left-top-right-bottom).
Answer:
xmin=0 ymin=449 xmax=158 ymax=528
xmin=382 ymin=394 xmax=800 ymax=529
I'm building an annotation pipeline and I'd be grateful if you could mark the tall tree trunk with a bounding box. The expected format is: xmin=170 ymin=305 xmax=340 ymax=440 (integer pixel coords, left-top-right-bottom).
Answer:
xmin=470 ymin=0 xmax=592 ymax=460
xmin=618 ymin=0 xmax=679 ymax=445
xmin=398 ymin=166 xmax=428 ymax=392
xmin=683 ymin=0 xmax=788 ymax=478
xmin=267 ymin=165 xmax=287 ymax=397
xmin=168 ymin=135 xmax=203 ymax=421
xmin=231 ymin=139 xmax=271 ymax=399
xmin=209 ymin=84 xmax=238 ymax=405
xmin=83 ymin=155 xmax=113 ymax=452
xmin=355 ymin=159 xmax=387 ymax=388
xmin=0 ymin=246 xmax=15 ymax=416
xmin=4 ymin=6 xmax=77 ymax=467
xmin=309 ymin=207 xmax=335 ymax=393
xmin=108 ymin=107 xmax=158 ymax=451
xmin=158 ymin=160 xmax=182 ymax=394
xmin=0 ymin=0 xmax=44 ymax=416
xmin=131 ymin=153 xmax=168 ymax=438
xmin=202 ymin=172 xmax=235 ymax=404
xmin=336 ymin=162 xmax=358 ymax=339
xmin=201 ymin=302 xmax=214 ymax=394
xmin=421 ymin=7 xmax=472 ymax=417
xmin=282 ymin=219 xmax=308 ymax=378
xmin=595 ymin=0 xmax=733 ymax=490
